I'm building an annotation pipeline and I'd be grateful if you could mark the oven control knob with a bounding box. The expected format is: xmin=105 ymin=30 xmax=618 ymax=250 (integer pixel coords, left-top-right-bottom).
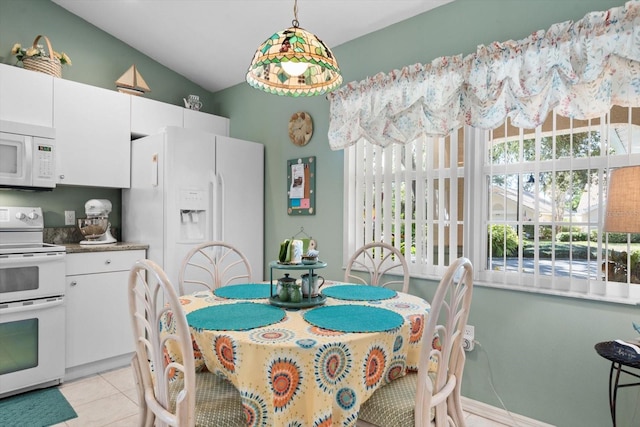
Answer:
xmin=15 ymin=212 xmax=26 ymax=220
xmin=27 ymin=212 xmax=39 ymax=220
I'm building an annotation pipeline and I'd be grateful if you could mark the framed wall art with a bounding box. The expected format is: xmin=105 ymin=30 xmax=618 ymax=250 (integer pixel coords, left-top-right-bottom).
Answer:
xmin=287 ymin=156 xmax=315 ymax=215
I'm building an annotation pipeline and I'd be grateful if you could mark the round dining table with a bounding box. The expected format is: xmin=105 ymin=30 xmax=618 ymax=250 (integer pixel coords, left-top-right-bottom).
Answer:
xmin=165 ymin=282 xmax=430 ymax=427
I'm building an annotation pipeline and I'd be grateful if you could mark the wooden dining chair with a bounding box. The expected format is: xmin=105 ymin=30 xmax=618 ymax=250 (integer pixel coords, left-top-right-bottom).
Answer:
xmin=130 ymin=353 xmax=154 ymax=426
xmin=178 ymin=241 xmax=252 ymax=295
xmin=128 ymin=258 xmax=245 ymax=427
xmin=344 ymin=242 xmax=410 ymax=293
xmin=357 ymin=257 xmax=474 ymax=427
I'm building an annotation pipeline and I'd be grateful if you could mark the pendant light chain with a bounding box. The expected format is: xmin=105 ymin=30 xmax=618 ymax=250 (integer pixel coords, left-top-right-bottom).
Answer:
xmin=292 ymin=0 xmax=299 ymax=28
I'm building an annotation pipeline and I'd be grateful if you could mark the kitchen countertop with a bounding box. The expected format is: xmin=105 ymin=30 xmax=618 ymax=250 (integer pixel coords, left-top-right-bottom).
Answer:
xmin=64 ymin=242 xmax=149 ymax=253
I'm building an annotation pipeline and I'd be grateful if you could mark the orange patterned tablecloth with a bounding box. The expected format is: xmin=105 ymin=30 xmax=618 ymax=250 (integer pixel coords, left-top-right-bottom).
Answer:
xmin=166 ymin=283 xmax=430 ymax=427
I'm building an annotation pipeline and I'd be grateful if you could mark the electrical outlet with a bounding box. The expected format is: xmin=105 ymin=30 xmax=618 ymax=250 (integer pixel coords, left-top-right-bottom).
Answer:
xmin=64 ymin=210 xmax=75 ymax=226
xmin=463 ymin=324 xmax=475 ymax=351
xmin=464 ymin=325 xmax=475 ymax=340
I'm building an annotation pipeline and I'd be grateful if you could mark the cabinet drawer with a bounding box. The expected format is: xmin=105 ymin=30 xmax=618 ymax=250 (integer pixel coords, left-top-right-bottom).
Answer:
xmin=66 ymin=250 xmax=145 ymax=275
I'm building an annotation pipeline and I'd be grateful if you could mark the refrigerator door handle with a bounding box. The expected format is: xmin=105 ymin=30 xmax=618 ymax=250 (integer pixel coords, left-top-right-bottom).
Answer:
xmin=209 ymin=170 xmax=217 ymax=241
xmin=210 ymin=170 xmax=223 ymax=241
xmin=151 ymin=153 xmax=159 ymax=186
xmin=218 ymin=172 xmax=225 ymax=241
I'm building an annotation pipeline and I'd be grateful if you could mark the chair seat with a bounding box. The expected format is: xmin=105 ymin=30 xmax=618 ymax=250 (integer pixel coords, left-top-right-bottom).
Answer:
xmin=169 ymin=371 xmax=245 ymax=427
xmin=358 ymin=372 xmax=436 ymax=427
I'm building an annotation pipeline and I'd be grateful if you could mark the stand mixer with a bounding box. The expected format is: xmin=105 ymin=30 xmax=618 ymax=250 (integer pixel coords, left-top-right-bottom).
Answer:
xmin=77 ymin=199 xmax=117 ymax=245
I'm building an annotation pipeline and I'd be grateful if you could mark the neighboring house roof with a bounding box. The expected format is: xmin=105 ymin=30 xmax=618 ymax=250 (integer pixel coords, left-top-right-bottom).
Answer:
xmin=489 ymin=185 xmax=554 ymax=217
xmin=575 ymin=181 xmax=603 ymax=223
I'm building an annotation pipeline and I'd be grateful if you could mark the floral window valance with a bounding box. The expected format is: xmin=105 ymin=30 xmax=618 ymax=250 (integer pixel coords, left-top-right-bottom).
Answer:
xmin=327 ymin=0 xmax=640 ymax=150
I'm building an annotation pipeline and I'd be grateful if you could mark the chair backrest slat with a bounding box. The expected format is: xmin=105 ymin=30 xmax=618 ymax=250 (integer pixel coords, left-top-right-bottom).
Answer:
xmin=415 ymin=257 xmax=473 ymax=427
xmin=178 ymin=241 xmax=253 ymax=295
xmin=129 ymin=259 xmax=196 ymax=427
xmin=344 ymin=242 xmax=410 ymax=293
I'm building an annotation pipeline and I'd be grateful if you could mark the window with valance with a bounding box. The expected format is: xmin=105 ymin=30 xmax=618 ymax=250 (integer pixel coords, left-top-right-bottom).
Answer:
xmin=334 ymin=1 xmax=640 ymax=303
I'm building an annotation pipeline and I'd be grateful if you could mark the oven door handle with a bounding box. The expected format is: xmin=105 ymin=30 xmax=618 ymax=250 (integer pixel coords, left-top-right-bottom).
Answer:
xmin=0 ymin=252 xmax=65 ymax=265
xmin=0 ymin=298 xmax=64 ymax=314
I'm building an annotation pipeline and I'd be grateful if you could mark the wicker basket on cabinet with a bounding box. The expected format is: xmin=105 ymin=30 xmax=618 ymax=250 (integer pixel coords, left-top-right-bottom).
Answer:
xmin=22 ymin=35 xmax=62 ymax=78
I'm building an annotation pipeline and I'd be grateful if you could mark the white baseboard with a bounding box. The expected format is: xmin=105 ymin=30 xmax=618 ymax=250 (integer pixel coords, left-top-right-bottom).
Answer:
xmin=64 ymin=353 xmax=132 ymax=382
xmin=461 ymin=396 xmax=555 ymax=427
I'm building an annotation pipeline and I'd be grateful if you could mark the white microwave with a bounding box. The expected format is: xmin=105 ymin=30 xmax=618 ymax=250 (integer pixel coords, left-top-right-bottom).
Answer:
xmin=0 ymin=121 xmax=56 ymax=190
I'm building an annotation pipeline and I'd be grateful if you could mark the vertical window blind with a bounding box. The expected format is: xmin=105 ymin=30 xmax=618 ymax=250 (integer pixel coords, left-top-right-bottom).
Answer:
xmin=344 ymin=130 xmax=464 ymax=279
xmin=345 ymin=106 xmax=640 ymax=304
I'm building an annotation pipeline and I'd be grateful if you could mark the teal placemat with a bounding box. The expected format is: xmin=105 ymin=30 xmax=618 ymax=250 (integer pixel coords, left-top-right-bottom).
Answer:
xmin=322 ymin=285 xmax=396 ymax=301
xmin=214 ymin=284 xmax=275 ymax=299
xmin=187 ymin=302 xmax=285 ymax=331
xmin=303 ymin=305 xmax=404 ymax=332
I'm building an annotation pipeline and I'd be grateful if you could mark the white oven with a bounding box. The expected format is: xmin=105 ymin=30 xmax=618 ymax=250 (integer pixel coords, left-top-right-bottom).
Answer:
xmin=0 ymin=296 xmax=65 ymax=397
xmin=0 ymin=206 xmax=66 ymax=398
xmin=0 ymin=251 xmax=66 ymax=303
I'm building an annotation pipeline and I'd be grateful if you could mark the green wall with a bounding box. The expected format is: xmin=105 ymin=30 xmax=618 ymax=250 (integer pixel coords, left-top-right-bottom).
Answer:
xmin=0 ymin=186 xmax=121 ymax=229
xmin=0 ymin=0 xmax=222 ymax=224
xmin=0 ymin=0 xmax=220 ymax=110
xmin=1 ymin=0 xmax=636 ymax=425
xmin=212 ymin=1 xmax=636 ymax=426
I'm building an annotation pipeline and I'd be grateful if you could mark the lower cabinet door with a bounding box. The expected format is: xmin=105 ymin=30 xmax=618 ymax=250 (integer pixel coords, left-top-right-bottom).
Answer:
xmin=65 ymin=270 xmax=133 ymax=369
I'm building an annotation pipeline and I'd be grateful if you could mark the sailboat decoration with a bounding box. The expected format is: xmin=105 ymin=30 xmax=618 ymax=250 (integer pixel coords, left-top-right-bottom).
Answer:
xmin=115 ymin=65 xmax=150 ymax=96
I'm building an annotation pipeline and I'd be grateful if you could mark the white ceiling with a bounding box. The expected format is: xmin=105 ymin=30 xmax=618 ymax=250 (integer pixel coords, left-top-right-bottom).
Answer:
xmin=52 ymin=0 xmax=453 ymax=93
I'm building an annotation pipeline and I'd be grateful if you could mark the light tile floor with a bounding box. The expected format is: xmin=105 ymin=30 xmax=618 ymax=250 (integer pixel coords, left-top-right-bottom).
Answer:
xmin=52 ymin=365 xmax=509 ymax=426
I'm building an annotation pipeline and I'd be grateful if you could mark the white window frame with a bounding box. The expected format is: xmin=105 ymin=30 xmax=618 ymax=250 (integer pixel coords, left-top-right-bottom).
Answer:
xmin=344 ymin=107 xmax=640 ymax=305
xmin=473 ymin=109 xmax=640 ymax=304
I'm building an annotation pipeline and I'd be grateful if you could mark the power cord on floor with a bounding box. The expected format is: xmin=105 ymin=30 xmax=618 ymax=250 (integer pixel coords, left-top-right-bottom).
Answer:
xmin=474 ymin=340 xmax=522 ymax=427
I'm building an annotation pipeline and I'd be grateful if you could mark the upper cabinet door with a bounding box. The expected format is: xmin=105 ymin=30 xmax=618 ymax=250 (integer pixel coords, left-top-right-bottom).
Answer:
xmin=130 ymin=96 xmax=183 ymax=137
xmin=0 ymin=64 xmax=53 ymax=127
xmin=54 ymin=79 xmax=131 ymax=188
xmin=183 ymin=108 xmax=229 ymax=136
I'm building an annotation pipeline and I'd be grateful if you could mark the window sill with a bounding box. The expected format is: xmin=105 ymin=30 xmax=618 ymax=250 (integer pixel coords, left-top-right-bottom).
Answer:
xmin=472 ymin=278 xmax=640 ymax=306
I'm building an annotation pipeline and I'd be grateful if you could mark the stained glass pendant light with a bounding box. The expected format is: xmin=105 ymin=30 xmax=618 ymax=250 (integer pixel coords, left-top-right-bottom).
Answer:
xmin=246 ymin=0 xmax=342 ymax=97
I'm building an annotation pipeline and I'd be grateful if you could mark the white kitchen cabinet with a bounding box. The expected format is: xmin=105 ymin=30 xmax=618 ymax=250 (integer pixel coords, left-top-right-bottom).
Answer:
xmin=65 ymin=249 xmax=144 ymax=372
xmin=54 ymin=78 xmax=131 ymax=188
xmin=131 ymin=95 xmax=230 ymax=137
xmin=183 ymin=108 xmax=229 ymax=135
xmin=130 ymin=95 xmax=183 ymax=137
xmin=0 ymin=63 xmax=53 ymax=127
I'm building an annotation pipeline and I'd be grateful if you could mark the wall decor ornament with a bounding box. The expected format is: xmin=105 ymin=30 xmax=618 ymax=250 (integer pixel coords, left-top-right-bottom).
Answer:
xmin=183 ymin=94 xmax=203 ymax=110
xmin=11 ymin=35 xmax=71 ymax=78
xmin=288 ymin=111 xmax=313 ymax=146
xmin=287 ymin=156 xmax=315 ymax=215
xmin=115 ymin=64 xmax=150 ymax=96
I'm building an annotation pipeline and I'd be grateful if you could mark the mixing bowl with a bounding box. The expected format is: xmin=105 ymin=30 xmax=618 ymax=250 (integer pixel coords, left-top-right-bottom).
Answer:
xmin=77 ymin=218 xmax=108 ymax=240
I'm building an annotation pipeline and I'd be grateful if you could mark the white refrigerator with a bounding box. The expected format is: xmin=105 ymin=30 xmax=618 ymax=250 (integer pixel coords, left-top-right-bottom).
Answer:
xmin=122 ymin=126 xmax=264 ymax=289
